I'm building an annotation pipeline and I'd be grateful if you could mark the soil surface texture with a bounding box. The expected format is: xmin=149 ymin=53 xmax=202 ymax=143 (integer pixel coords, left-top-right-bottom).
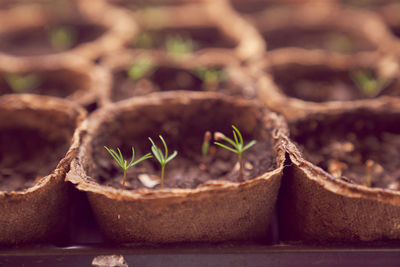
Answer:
xmin=0 ymin=127 xmax=70 ymax=191
xmin=291 ymin=111 xmax=400 ymax=190
xmin=94 ymin=138 xmax=275 ymax=190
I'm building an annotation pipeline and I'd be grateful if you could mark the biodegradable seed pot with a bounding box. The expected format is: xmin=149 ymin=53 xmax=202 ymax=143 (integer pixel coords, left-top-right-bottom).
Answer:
xmin=255 ymin=48 xmax=400 ymax=122
xmin=0 ymin=55 xmax=110 ymax=109
xmin=0 ymin=1 xmax=135 ymax=60
xmin=67 ymin=92 xmax=287 ymax=243
xmin=119 ymin=0 xmax=264 ymax=61
xmin=279 ymin=98 xmax=400 ymax=242
xmin=249 ymin=3 xmax=391 ymax=55
xmin=101 ymin=49 xmax=257 ymax=103
xmin=0 ymin=94 xmax=85 ymax=245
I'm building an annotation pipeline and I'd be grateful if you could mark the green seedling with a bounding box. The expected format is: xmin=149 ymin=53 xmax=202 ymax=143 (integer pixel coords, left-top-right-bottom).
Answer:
xmin=4 ymin=73 xmax=42 ymax=93
xmin=165 ymin=35 xmax=195 ymax=59
xmin=214 ymin=125 xmax=256 ymax=181
xmin=351 ymin=69 xmax=389 ymax=98
xmin=127 ymin=57 xmax=156 ymax=81
xmin=48 ymin=25 xmax=77 ymax=51
xmin=326 ymin=33 xmax=353 ymax=54
xmin=193 ymin=67 xmax=227 ymax=91
xmin=104 ymin=146 xmax=152 ymax=189
xmin=149 ymin=135 xmax=178 ymax=189
xmin=133 ymin=31 xmax=154 ymax=49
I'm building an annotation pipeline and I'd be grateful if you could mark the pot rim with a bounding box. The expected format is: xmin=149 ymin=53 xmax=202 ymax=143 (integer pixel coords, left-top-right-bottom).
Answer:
xmin=0 ymin=1 xmax=137 ymax=61
xmin=66 ymin=91 xmax=287 ymax=201
xmin=255 ymin=48 xmax=400 ymax=122
xmin=281 ymin=103 xmax=400 ymax=206
xmin=0 ymin=94 xmax=86 ymax=197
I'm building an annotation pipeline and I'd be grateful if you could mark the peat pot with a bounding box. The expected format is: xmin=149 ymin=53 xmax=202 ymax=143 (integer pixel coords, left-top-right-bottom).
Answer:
xmin=0 ymin=1 xmax=135 ymax=61
xmin=67 ymin=91 xmax=287 ymax=243
xmin=280 ymin=98 xmax=400 ymax=242
xmin=0 ymin=94 xmax=85 ymax=245
xmin=0 ymin=55 xmax=111 ymax=110
xmin=255 ymin=48 xmax=400 ymax=122
xmin=101 ymin=49 xmax=257 ymax=103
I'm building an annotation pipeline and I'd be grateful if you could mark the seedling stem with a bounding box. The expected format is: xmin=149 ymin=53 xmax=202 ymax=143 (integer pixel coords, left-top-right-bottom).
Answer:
xmin=149 ymin=135 xmax=178 ymax=189
xmin=104 ymin=146 xmax=152 ymax=189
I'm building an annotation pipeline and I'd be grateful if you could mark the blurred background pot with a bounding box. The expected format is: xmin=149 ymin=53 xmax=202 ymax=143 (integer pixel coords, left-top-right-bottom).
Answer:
xmin=255 ymin=48 xmax=400 ymax=122
xmin=0 ymin=55 xmax=111 ymax=110
xmin=101 ymin=49 xmax=257 ymax=103
xmin=0 ymin=0 xmax=136 ymax=61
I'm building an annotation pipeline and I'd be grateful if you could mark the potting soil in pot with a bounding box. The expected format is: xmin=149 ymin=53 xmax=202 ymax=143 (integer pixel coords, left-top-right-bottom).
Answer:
xmin=0 ymin=126 xmax=69 ymax=191
xmin=291 ymin=110 xmax=400 ymax=190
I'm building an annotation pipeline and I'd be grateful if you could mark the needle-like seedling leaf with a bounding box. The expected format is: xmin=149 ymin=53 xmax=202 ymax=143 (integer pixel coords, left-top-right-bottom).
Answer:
xmin=48 ymin=25 xmax=77 ymax=51
xmin=165 ymin=35 xmax=195 ymax=59
xmin=5 ymin=73 xmax=42 ymax=93
xmin=104 ymin=146 xmax=152 ymax=189
xmin=193 ymin=67 xmax=227 ymax=91
xmin=127 ymin=56 xmax=156 ymax=81
xmin=214 ymin=125 xmax=256 ymax=181
xmin=351 ymin=70 xmax=390 ymax=98
xmin=149 ymin=135 xmax=178 ymax=189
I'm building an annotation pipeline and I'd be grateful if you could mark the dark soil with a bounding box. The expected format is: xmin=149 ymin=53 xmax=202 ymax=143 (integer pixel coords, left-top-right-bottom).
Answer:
xmin=291 ymin=111 xmax=400 ymax=190
xmin=86 ymin=100 xmax=277 ymax=190
xmin=0 ymin=70 xmax=87 ymax=98
xmin=389 ymin=25 xmax=400 ymax=38
xmin=263 ymin=27 xmax=376 ymax=53
xmin=0 ymin=127 xmax=70 ymax=191
xmin=270 ymin=64 xmax=399 ymax=102
xmin=94 ymin=139 xmax=275 ymax=190
xmin=230 ymin=1 xmax=283 ymax=14
xmin=338 ymin=0 xmax=387 ymax=9
xmin=0 ymin=22 xmax=105 ymax=56
xmin=111 ymin=66 xmax=248 ymax=102
xmin=132 ymin=27 xmax=236 ymax=51
xmin=108 ymin=0 xmax=183 ymax=9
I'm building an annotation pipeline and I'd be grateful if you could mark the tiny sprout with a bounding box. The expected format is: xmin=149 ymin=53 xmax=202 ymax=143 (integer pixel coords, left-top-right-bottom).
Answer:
xmin=165 ymin=35 xmax=195 ymax=58
xmin=326 ymin=33 xmax=353 ymax=54
xmin=48 ymin=25 xmax=76 ymax=51
xmin=364 ymin=159 xmax=374 ymax=187
xmin=214 ymin=125 xmax=256 ymax=181
xmin=193 ymin=67 xmax=227 ymax=91
xmin=202 ymin=131 xmax=211 ymax=156
xmin=5 ymin=73 xmax=42 ymax=93
xmin=149 ymin=135 xmax=178 ymax=189
xmin=133 ymin=31 xmax=154 ymax=49
xmin=351 ymin=70 xmax=389 ymax=98
xmin=104 ymin=146 xmax=152 ymax=189
xmin=127 ymin=57 xmax=155 ymax=81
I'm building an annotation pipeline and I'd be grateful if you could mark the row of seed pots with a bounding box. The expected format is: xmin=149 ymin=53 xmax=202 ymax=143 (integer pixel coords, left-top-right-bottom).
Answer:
xmin=1 ymin=0 xmax=400 ymax=245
